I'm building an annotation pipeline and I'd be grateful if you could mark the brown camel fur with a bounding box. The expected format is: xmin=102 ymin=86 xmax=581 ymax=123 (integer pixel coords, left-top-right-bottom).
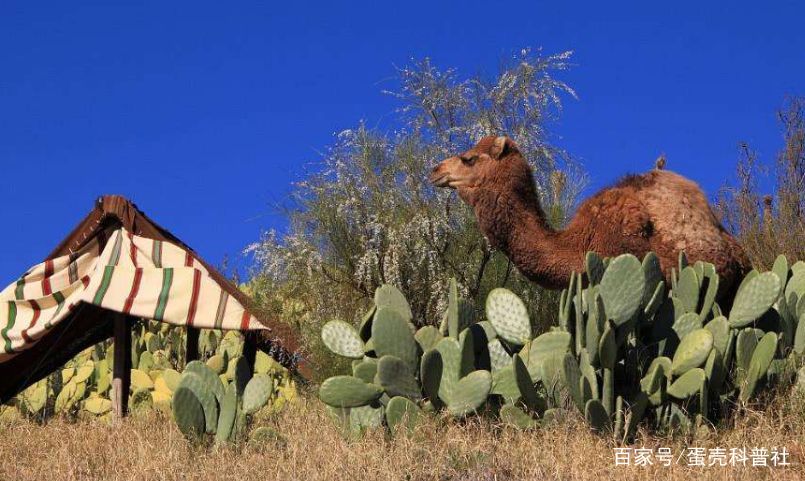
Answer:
xmin=430 ymin=136 xmax=751 ymax=298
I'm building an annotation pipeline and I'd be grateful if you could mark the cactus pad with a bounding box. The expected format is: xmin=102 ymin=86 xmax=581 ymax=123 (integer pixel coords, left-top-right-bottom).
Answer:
xmin=319 ymin=376 xmax=383 ymax=408
xmin=513 ymin=354 xmax=545 ymax=414
xmin=671 ymin=329 xmax=714 ymax=375
xmin=353 ymin=360 xmax=378 ymax=384
xmin=667 ymin=368 xmax=705 ymax=399
xmin=414 ymin=326 xmax=443 ymax=353
xmin=599 ymin=254 xmax=645 ymax=325
xmin=321 ymin=320 xmax=365 ymax=358
xmin=445 ymin=370 xmax=492 ymax=417
xmin=420 ymin=349 xmax=443 ymax=406
xmin=485 ymin=288 xmax=532 ymax=345
xmin=377 ymin=355 xmax=421 ymax=400
xmin=374 ymin=284 xmax=412 ymax=322
xmin=172 ymin=386 xmax=206 ymax=440
xmin=676 ymin=267 xmax=700 ymax=313
xmin=500 ymin=404 xmax=537 ymax=429
xmin=372 ymin=307 xmax=418 ymax=373
xmin=487 ymin=339 xmax=513 ymax=372
xmin=177 ymin=372 xmax=219 ymax=433
xmin=385 ymin=396 xmax=421 ymax=434
xmin=729 ymin=272 xmax=781 ymax=327
xmin=584 ymin=399 xmax=612 ymax=432
xmin=243 ymin=373 xmax=273 ymax=414
xmin=520 ymin=331 xmax=571 ymax=382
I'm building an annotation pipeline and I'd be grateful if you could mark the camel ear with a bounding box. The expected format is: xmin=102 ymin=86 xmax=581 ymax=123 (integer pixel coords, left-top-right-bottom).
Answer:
xmin=492 ymin=136 xmax=513 ymax=159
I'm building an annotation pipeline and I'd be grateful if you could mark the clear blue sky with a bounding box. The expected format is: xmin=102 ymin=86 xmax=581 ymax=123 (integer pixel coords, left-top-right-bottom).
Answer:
xmin=1 ymin=1 xmax=803 ymax=283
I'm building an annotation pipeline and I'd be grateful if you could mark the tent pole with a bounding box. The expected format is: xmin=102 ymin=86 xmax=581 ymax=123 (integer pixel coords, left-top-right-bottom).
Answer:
xmin=242 ymin=332 xmax=257 ymax=375
xmin=186 ymin=326 xmax=200 ymax=364
xmin=112 ymin=313 xmax=131 ymax=419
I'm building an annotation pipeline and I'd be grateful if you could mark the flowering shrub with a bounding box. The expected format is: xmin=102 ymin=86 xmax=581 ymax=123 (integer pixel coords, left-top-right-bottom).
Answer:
xmin=245 ymin=49 xmax=587 ymax=377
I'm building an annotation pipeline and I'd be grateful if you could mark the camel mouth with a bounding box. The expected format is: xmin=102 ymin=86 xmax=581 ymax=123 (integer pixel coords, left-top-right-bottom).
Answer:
xmin=429 ymin=172 xmax=454 ymax=189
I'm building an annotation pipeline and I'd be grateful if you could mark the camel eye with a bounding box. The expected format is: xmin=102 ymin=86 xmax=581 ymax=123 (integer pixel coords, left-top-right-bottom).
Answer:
xmin=462 ymin=155 xmax=478 ymax=166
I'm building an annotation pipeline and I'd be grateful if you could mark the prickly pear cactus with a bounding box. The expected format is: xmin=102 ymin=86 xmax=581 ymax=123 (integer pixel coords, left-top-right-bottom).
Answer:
xmin=321 ymin=320 xmax=365 ymax=359
xmin=485 ymin=288 xmax=532 ymax=345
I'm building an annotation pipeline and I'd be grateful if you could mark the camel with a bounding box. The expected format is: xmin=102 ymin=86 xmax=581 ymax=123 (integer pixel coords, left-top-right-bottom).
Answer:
xmin=429 ymin=136 xmax=751 ymax=298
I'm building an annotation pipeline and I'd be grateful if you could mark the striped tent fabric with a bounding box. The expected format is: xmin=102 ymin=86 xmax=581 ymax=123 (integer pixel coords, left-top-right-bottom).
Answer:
xmin=0 ymin=227 xmax=265 ymax=364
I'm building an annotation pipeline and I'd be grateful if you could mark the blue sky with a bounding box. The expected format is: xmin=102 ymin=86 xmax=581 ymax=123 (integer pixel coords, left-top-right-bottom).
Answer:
xmin=1 ymin=1 xmax=803 ymax=283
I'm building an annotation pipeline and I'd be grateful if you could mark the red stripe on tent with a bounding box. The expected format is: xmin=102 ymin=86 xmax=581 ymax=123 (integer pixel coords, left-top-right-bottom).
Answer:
xmin=42 ymin=260 xmax=53 ymax=296
xmin=240 ymin=310 xmax=251 ymax=330
xmin=20 ymin=299 xmax=41 ymax=343
xmin=184 ymin=252 xmax=194 ymax=267
xmin=128 ymin=231 xmax=139 ymax=267
xmin=186 ymin=270 xmax=201 ymax=327
xmin=122 ymin=268 xmax=144 ymax=314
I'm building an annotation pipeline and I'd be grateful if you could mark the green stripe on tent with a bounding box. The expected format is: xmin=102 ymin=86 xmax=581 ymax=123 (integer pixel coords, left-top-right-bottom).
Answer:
xmin=152 ymin=240 xmax=163 ymax=268
xmin=46 ymin=291 xmax=66 ymax=329
xmin=107 ymin=231 xmax=123 ymax=266
xmin=153 ymin=268 xmax=173 ymax=321
xmin=14 ymin=278 xmax=24 ymax=300
xmin=92 ymin=266 xmax=115 ymax=306
xmin=2 ymin=302 xmax=17 ymax=354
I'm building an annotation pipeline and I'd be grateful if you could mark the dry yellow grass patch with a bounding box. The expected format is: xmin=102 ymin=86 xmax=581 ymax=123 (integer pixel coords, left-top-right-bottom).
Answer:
xmin=1 ymin=390 xmax=803 ymax=481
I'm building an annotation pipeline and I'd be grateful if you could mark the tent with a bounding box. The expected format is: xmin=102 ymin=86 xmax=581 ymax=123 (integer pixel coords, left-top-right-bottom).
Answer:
xmin=0 ymin=195 xmax=300 ymax=406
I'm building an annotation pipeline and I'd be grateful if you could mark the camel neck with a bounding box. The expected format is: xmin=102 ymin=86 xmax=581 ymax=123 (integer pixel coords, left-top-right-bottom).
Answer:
xmin=472 ymin=190 xmax=582 ymax=289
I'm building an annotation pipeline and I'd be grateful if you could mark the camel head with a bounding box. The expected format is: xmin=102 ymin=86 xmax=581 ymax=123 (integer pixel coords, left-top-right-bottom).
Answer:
xmin=429 ymin=135 xmax=535 ymax=206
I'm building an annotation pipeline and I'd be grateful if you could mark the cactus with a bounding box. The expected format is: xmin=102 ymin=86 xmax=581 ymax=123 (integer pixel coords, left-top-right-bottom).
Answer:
xmin=704 ymin=316 xmax=729 ymax=356
xmin=487 ymin=339 xmax=512 ymax=372
xmin=584 ymin=399 xmax=611 ymax=432
xmin=420 ymin=349 xmax=443 ymax=407
xmin=739 ymin=332 xmax=778 ymax=402
xmin=676 ymin=267 xmax=700 ymax=313
xmin=561 ymin=353 xmax=585 ymax=411
xmin=520 ymin=331 xmax=571 ymax=382
xmin=667 ymin=368 xmax=706 ymax=399
xmin=500 ymin=404 xmax=537 ymax=429
xmin=173 ymin=386 xmax=206 ymax=439
xmin=385 ymin=396 xmax=421 ymax=434
xmin=586 ymin=251 xmax=605 ymax=285
xmin=729 ymin=272 xmax=781 ymax=327
xmin=313 ymin=252 xmax=804 ymax=437
xmin=349 ymin=403 xmax=384 ymax=431
xmin=353 ymin=360 xmax=378 ymax=384
xmin=485 ymin=288 xmax=532 ymax=345
xmin=177 ymin=372 xmax=219 ymax=433
xmin=321 ymin=320 xmax=365 ymax=359
xmin=795 ymin=313 xmax=805 ymax=355
xmin=513 ymin=354 xmax=545 ymax=414
xmin=376 ymin=355 xmax=421 ymax=400
xmin=671 ymin=329 xmax=713 ymax=375
xmin=372 ymin=307 xmax=418 ymax=373
xmin=242 ymin=373 xmax=273 ymax=414
xmin=445 ymin=370 xmax=492 ymax=417
xmin=599 ymin=254 xmax=645 ymax=325
xmin=185 ymin=361 xmax=225 ymax=404
xmin=672 ymin=312 xmax=703 ymax=341
xmin=374 ymin=284 xmax=413 ymax=322
xmin=83 ymin=395 xmax=112 ymax=415
xmin=319 ymin=376 xmax=383 ymax=408
xmin=414 ymin=326 xmax=442 ymax=353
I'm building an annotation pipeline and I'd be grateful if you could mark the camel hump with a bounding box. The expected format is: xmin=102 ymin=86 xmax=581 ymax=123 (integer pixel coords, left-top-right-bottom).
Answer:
xmin=637 ymin=169 xmax=727 ymax=265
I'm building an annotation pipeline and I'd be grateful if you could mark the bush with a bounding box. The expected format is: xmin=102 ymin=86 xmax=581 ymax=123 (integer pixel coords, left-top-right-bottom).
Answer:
xmin=246 ymin=49 xmax=587 ymax=378
xmin=716 ymin=97 xmax=805 ymax=269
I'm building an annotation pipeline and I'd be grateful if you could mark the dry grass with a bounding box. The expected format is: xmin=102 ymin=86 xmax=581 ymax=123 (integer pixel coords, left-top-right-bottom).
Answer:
xmin=1 ymin=388 xmax=804 ymax=481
